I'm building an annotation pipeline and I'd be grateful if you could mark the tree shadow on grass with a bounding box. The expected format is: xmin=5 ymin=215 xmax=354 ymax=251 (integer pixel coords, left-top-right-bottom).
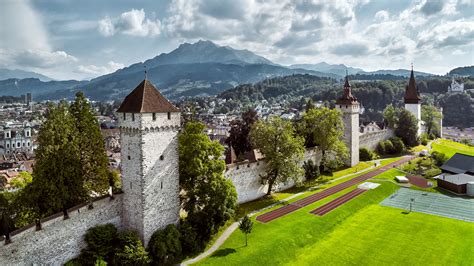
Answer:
xmin=211 ymin=248 xmax=237 ymax=257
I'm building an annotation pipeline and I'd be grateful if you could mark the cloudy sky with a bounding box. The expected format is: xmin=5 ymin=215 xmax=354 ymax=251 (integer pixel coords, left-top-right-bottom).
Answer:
xmin=1 ymin=0 xmax=473 ymax=80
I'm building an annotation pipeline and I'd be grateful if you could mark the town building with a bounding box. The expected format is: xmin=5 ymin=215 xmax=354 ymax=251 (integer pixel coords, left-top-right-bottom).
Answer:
xmin=438 ymin=153 xmax=474 ymax=196
xmin=447 ymin=77 xmax=464 ymax=93
xmin=0 ymin=122 xmax=33 ymax=155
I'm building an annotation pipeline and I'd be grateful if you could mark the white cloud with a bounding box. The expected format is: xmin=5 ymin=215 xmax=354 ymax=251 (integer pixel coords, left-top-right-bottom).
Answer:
xmin=374 ymin=10 xmax=389 ymax=22
xmin=98 ymin=9 xmax=161 ymax=37
xmin=77 ymin=61 xmax=125 ymax=76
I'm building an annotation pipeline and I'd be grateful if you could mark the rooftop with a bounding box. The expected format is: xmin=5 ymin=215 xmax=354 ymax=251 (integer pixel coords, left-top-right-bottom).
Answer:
xmin=116 ymin=79 xmax=179 ymax=113
xmin=440 ymin=153 xmax=474 ymax=174
xmin=438 ymin=173 xmax=474 ymax=185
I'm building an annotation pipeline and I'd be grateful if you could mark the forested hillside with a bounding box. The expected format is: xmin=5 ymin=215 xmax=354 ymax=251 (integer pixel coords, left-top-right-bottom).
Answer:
xmin=216 ymin=74 xmax=474 ymax=128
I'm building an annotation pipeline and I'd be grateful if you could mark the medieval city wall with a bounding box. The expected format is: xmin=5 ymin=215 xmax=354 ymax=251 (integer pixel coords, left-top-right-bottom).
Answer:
xmin=225 ymin=148 xmax=322 ymax=203
xmin=0 ymin=194 xmax=123 ymax=265
xmin=359 ymin=128 xmax=395 ymax=151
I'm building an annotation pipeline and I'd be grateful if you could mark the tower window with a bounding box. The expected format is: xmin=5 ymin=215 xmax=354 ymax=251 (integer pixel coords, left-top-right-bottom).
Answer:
xmin=123 ymin=113 xmax=126 ymax=120
xmin=160 ymin=181 xmax=163 ymax=189
xmin=132 ymin=113 xmax=135 ymax=121
xmin=130 ymin=182 xmax=132 ymax=189
xmin=6 ymin=144 xmax=9 ymax=148
xmin=128 ymin=155 xmax=131 ymax=160
xmin=160 ymin=155 xmax=164 ymax=160
xmin=152 ymin=113 xmax=156 ymax=121
xmin=167 ymin=112 xmax=171 ymax=120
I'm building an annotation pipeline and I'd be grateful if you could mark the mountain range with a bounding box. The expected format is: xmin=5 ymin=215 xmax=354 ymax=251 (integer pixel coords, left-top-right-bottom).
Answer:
xmin=0 ymin=68 xmax=52 ymax=81
xmin=0 ymin=40 xmax=467 ymax=101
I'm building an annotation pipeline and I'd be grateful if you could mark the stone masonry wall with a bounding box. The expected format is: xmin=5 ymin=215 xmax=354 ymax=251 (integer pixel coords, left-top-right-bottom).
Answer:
xmin=0 ymin=195 xmax=123 ymax=265
xmin=359 ymin=128 xmax=395 ymax=151
xmin=225 ymin=148 xmax=322 ymax=203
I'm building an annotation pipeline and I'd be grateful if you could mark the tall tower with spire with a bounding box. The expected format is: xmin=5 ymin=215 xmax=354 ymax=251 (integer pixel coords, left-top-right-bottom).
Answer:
xmin=116 ymin=78 xmax=181 ymax=245
xmin=404 ymin=67 xmax=422 ymax=137
xmin=336 ymin=73 xmax=360 ymax=167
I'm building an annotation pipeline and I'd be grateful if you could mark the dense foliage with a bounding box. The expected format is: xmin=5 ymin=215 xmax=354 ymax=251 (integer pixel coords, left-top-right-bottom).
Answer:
xmin=178 ymin=121 xmax=237 ymax=250
xmin=226 ymin=109 xmax=259 ymax=158
xmin=296 ymin=108 xmax=347 ymax=172
xmin=148 ymin=224 xmax=182 ymax=265
xmin=250 ymin=117 xmax=305 ymax=195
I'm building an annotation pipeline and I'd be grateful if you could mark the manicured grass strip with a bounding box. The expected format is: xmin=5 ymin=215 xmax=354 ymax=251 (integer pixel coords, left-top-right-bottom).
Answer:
xmin=431 ymin=139 xmax=474 ymax=158
xmin=256 ymin=156 xmax=413 ymax=223
xmin=310 ymin=188 xmax=366 ymax=216
xmin=197 ymin=182 xmax=474 ymax=266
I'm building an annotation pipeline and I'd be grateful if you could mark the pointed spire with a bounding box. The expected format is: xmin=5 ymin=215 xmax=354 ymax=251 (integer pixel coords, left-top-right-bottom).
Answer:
xmin=344 ymin=69 xmax=350 ymax=88
xmin=144 ymin=65 xmax=147 ymax=80
xmin=336 ymin=73 xmax=358 ymax=105
xmin=404 ymin=64 xmax=421 ymax=104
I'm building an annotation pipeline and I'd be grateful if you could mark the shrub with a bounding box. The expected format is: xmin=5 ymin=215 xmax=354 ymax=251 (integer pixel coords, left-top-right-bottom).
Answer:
xmin=179 ymin=221 xmax=200 ymax=256
xmin=420 ymin=133 xmax=429 ymax=145
xmin=115 ymin=230 xmax=151 ymax=265
xmin=431 ymin=151 xmax=447 ymax=166
xmin=83 ymin=224 xmax=118 ymax=262
xmin=359 ymin=148 xmax=373 ymax=161
xmin=148 ymin=224 xmax=182 ymax=265
xmin=303 ymin=160 xmax=320 ymax=180
xmin=376 ymin=141 xmax=386 ymax=155
xmin=390 ymin=137 xmax=406 ymax=154
xmin=384 ymin=140 xmax=395 ymax=154
xmin=424 ymin=168 xmax=442 ymax=178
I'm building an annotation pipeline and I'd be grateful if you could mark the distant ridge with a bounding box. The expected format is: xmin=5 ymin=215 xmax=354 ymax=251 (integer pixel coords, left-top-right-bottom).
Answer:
xmin=0 ymin=68 xmax=52 ymax=81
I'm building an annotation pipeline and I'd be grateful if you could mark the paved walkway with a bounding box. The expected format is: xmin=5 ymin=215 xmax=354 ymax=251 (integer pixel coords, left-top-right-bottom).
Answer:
xmin=181 ymin=156 xmax=409 ymax=265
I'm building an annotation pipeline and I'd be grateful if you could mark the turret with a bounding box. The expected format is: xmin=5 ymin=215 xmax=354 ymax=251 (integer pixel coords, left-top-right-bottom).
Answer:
xmin=404 ymin=67 xmax=422 ymax=136
xmin=116 ymin=78 xmax=181 ymax=245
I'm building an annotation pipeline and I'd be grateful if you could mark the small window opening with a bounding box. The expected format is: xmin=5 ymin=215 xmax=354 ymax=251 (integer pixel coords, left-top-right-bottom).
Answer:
xmin=167 ymin=112 xmax=171 ymax=120
xmin=160 ymin=181 xmax=163 ymax=189
xmin=123 ymin=113 xmax=126 ymax=120
xmin=128 ymin=155 xmax=131 ymax=160
xmin=130 ymin=182 xmax=132 ymax=189
xmin=132 ymin=113 xmax=135 ymax=121
xmin=160 ymin=155 xmax=164 ymax=160
xmin=152 ymin=113 xmax=156 ymax=121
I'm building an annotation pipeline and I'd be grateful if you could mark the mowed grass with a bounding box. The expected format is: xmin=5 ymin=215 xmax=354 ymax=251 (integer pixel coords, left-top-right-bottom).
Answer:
xmin=197 ymin=180 xmax=474 ymax=265
xmin=431 ymin=139 xmax=474 ymax=158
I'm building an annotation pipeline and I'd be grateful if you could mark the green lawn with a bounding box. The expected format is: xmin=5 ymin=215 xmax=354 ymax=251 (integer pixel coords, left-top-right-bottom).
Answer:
xmin=197 ymin=180 xmax=474 ymax=265
xmin=431 ymin=139 xmax=474 ymax=158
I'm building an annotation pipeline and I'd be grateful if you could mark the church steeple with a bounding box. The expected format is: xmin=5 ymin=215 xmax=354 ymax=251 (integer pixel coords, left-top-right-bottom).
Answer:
xmin=336 ymin=72 xmax=358 ymax=105
xmin=404 ymin=66 xmax=421 ymax=104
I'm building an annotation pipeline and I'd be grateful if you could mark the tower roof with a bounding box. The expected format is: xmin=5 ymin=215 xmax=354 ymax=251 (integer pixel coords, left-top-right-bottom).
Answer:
xmin=404 ymin=69 xmax=421 ymax=104
xmin=117 ymin=79 xmax=179 ymax=113
xmin=336 ymin=75 xmax=358 ymax=105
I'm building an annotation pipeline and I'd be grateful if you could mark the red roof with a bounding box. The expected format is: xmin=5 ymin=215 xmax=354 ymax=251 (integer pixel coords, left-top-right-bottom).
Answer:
xmin=117 ymin=79 xmax=179 ymax=113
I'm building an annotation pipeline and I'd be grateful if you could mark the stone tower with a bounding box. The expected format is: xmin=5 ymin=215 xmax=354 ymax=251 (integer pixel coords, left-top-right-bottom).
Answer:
xmin=116 ymin=79 xmax=181 ymax=245
xmin=404 ymin=68 xmax=422 ymax=137
xmin=336 ymin=74 xmax=360 ymax=167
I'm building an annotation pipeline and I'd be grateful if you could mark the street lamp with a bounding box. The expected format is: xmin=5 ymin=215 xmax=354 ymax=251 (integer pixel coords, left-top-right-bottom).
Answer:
xmin=409 ymin=198 xmax=415 ymax=213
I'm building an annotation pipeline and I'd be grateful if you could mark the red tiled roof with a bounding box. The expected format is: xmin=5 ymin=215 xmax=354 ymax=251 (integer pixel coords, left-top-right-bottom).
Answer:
xmin=117 ymin=79 xmax=179 ymax=113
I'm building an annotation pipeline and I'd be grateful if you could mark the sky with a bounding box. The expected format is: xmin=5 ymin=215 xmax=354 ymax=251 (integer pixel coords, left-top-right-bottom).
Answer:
xmin=1 ymin=0 xmax=473 ymax=80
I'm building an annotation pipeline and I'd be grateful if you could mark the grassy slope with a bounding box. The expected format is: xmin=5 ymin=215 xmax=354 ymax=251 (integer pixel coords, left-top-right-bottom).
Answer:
xmin=431 ymin=139 xmax=474 ymax=158
xmin=197 ymin=179 xmax=474 ymax=265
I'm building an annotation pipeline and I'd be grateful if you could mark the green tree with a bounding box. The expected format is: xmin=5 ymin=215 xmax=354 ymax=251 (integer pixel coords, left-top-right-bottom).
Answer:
xmin=395 ymin=109 xmax=420 ymax=147
xmin=83 ymin=223 xmax=118 ymax=262
xmin=148 ymin=224 xmax=182 ymax=265
xmin=70 ymin=92 xmax=109 ymax=198
xmin=226 ymin=109 xmax=258 ymax=158
xmin=29 ymin=101 xmax=86 ymax=219
xmin=10 ymin=172 xmax=32 ymax=189
xmin=238 ymin=215 xmax=253 ymax=247
xmin=179 ymin=121 xmax=237 ymax=244
xmin=298 ymin=108 xmax=348 ymax=172
xmin=0 ymin=193 xmax=13 ymax=244
xmin=251 ymin=117 xmax=305 ymax=195
xmin=115 ymin=231 xmax=151 ymax=265
xmin=383 ymin=104 xmax=398 ymax=129
xmin=421 ymin=105 xmax=443 ymax=137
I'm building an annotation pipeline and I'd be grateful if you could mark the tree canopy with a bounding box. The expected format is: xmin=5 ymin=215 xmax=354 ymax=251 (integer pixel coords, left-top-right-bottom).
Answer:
xmin=251 ymin=116 xmax=305 ymax=195
xmin=226 ymin=109 xmax=258 ymax=158
xmin=178 ymin=121 xmax=237 ymax=245
xmin=395 ymin=109 xmax=420 ymax=147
